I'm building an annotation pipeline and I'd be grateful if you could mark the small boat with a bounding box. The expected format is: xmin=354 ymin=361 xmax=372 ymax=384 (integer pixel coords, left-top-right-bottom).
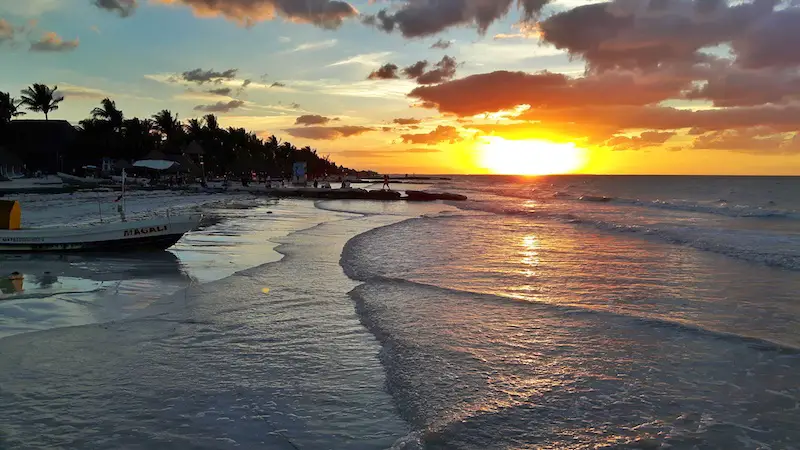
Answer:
xmin=0 ymin=214 xmax=201 ymax=252
xmin=57 ymin=172 xmax=111 ymax=187
xmin=1 ymin=169 xmax=199 ymax=252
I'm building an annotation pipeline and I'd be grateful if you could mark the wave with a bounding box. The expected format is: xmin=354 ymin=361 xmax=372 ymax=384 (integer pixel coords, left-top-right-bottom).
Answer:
xmin=345 ymin=272 xmax=800 ymax=355
xmin=609 ymin=197 xmax=800 ymax=219
xmin=452 ymin=199 xmax=800 ymax=271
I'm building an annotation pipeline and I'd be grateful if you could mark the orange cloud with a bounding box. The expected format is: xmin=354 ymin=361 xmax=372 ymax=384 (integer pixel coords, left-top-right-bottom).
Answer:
xmin=283 ymin=125 xmax=375 ymax=140
xmin=154 ymin=0 xmax=358 ymax=28
xmin=400 ymin=125 xmax=462 ymax=145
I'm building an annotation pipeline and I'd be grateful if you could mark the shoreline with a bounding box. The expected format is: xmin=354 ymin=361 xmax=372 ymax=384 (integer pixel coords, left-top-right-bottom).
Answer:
xmin=0 ymin=199 xmax=425 ymax=449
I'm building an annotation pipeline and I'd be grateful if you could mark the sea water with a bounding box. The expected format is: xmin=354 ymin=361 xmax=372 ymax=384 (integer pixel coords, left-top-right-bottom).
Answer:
xmin=2 ymin=176 xmax=799 ymax=449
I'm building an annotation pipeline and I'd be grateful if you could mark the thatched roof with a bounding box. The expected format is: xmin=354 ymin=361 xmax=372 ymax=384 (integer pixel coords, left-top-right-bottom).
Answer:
xmin=183 ymin=140 xmax=205 ymax=155
xmin=142 ymin=149 xmax=167 ymax=160
xmin=165 ymin=153 xmax=203 ymax=176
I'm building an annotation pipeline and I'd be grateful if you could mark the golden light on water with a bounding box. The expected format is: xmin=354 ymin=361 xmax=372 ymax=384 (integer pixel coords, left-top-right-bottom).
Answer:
xmin=478 ymin=137 xmax=587 ymax=175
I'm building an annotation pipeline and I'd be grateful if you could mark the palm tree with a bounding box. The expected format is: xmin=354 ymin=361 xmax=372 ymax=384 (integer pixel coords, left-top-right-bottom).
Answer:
xmin=0 ymin=91 xmax=26 ymax=126
xmin=185 ymin=117 xmax=204 ymax=139
xmin=152 ymin=109 xmax=183 ymax=147
xmin=20 ymin=83 xmax=63 ymax=120
xmin=91 ymin=98 xmax=124 ymax=131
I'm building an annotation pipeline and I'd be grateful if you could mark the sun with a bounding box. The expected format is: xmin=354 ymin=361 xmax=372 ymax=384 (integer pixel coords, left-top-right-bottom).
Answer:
xmin=477 ymin=137 xmax=587 ymax=175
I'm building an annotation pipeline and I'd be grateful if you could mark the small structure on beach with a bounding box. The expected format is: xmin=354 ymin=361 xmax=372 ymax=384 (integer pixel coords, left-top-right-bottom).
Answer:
xmin=0 ymin=147 xmax=24 ymax=180
xmin=4 ymin=120 xmax=78 ymax=173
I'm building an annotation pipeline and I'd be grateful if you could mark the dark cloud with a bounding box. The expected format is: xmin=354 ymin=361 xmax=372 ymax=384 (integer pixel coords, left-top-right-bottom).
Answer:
xmin=93 ymin=0 xmax=138 ymax=17
xmin=402 ymin=61 xmax=428 ymax=79
xmin=363 ymin=0 xmax=551 ymax=38
xmin=401 ymin=125 xmax=462 ymax=145
xmin=375 ymin=56 xmax=458 ymax=85
xmin=393 ymin=118 xmax=422 ymax=125
xmin=182 ymin=68 xmax=238 ymax=84
xmin=430 ymin=38 xmax=452 ymax=49
xmin=368 ymin=63 xmax=399 ymax=80
xmin=270 ymin=81 xmax=286 ymax=87
xmin=416 ymin=56 xmax=458 ymax=85
xmin=295 ymin=114 xmax=336 ymax=126
xmin=207 ymin=87 xmax=233 ymax=96
xmin=193 ymin=100 xmax=245 ymax=113
xmin=242 ymin=79 xmax=252 ymax=88
xmin=30 ymin=33 xmax=79 ymax=52
xmin=684 ymin=64 xmax=800 ymax=107
xmin=538 ymin=0 xmax=778 ymax=71
xmin=733 ymin=7 xmax=800 ymax=69
xmin=283 ymin=125 xmax=375 ymax=140
xmin=152 ymin=0 xmax=358 ymax=29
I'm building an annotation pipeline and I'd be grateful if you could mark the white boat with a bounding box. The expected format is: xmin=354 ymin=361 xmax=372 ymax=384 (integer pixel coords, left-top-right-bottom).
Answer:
xmin=57 ymin=172 xmax=111 ymax=187
xmin=0 ymin=214 xmax=201 ymax=252
xmin=2 ymin=169 xmax=199 ymax=252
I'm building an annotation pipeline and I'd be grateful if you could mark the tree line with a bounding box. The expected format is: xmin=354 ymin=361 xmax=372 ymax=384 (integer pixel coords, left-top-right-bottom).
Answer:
xmin=0 ymin=83 xmax=362 ymax=178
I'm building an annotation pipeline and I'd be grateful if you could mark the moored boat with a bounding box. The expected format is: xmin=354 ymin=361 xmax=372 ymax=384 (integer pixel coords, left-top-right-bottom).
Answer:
xmin=0 ymin=214 xmax=201 ymax=252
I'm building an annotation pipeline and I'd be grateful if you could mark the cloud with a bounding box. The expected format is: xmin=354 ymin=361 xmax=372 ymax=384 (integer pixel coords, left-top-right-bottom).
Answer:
xmin=363 ymin=0 xmax=551 ymax=38
xmin=295 ymin=114 xmax=336 ymax=126
xmin=207 ymin=87 xmax=233 ymax=96
xmin=153 ymin=0 xmax=358 ymax=29
xmin=401 ymin=125 xmax=462 ymax=145
xmin=416 ymin=55 xmax=458 ymax=85
xmin=58 ymin=84 xmax=110 ymax=99
xmin=285 ymin=38 xmax=337 ymax=53
xmin=283 ymin=125 xmax=375 ymax=140
xmin=430 ymin=39 xmax=452 ymax=49
xmin=0 ymin=19 xmax=15 ymax=44
xmin=270 ymin=81 xmax=286 ymax=87
xmin=393 ymin=118 xmax=421 ymax=125
xmin=375 ymin=56 xmax=459 ymax=85
xmin=182 ymin=68 xmax=238 ymax=84
xmin=405 ymin=147 xmax=442 ymax=153
xmin=93 ymin=0 xmax=138 ymax=17
xmin=538 ymin=0 xmax=778 ymax=72
xmin=328 ymin=51 xmax=393 ymax=67
xmin=193 ymin=100 xmax=246 ymax=113
xmin=30 ymin=32 xmax=79 ymax=52
xmin=408 ymin=68 xmax=689 ymax=117
xmin=733 ymin=7 xmax=800 ymax=69
xmin=368 ymin=63 xmax=399 ymax=80
xmin=603 ymin=131 xmax=676 ymax=151
xmin=691 ymin=128 xmax=800 ymax=154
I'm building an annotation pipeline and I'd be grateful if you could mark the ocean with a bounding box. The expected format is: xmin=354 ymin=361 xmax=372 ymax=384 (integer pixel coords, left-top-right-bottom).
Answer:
xmin=1 ymin=176 xmax=799 ymax=449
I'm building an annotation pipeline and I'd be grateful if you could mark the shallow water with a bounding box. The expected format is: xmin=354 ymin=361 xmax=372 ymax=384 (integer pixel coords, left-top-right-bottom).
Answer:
xmin=1 ymin=176 xmax=799 ymax=449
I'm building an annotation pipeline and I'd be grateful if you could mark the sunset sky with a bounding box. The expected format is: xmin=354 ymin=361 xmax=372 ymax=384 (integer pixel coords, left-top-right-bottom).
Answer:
xmin=2 ymin=0 xmax=800 ymax=175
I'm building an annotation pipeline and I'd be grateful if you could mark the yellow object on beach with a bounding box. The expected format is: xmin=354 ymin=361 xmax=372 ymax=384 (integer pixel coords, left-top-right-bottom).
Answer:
xmin=261 ymin=287 xmax=270 ymax=294
xmin=0 ymin=200 xmax=21 ymax=230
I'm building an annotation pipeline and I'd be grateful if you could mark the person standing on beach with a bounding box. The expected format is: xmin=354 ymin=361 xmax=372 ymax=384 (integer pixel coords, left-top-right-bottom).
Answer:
xmin=383 ymin=175 xmax=390 ymax=190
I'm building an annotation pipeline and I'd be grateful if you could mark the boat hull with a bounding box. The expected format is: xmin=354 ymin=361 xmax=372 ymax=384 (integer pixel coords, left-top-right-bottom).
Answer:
xmin=0 ymin=215 xmax=200 ymax=253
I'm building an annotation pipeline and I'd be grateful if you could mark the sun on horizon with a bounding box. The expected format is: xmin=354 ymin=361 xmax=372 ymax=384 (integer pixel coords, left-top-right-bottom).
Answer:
xmin=477 ymin=137 xmax=588 ymax=176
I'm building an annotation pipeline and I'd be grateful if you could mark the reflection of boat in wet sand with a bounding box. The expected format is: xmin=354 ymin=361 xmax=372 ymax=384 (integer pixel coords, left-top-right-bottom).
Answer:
xmin=0 ymin=251 xmax=188 ymax=283
xmin=0 ymin=214 xmax=201 ymax=252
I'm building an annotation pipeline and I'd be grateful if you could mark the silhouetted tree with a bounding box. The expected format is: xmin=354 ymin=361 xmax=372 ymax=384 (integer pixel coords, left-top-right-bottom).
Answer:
xmin=91 ymin=98 xmax=124 ymax=131
xmin=0 ymin=92 xmax=25 ymax=126
xmin=20 ymin=84 xmax=63 ymax=120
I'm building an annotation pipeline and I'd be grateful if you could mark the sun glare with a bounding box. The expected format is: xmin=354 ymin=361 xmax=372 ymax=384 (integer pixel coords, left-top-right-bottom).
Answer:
xmin=478 ymin=137 xmax=586 ymax=175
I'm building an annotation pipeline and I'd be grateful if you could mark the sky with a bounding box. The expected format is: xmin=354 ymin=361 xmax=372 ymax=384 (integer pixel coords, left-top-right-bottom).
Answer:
xmin=2 ymin=0 xmax=800 ymax=175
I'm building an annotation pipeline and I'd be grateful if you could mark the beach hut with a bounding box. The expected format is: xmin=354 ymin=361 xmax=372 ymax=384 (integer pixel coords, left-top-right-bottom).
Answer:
xmin=4 ymin=120 xmax=78 ymax=173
